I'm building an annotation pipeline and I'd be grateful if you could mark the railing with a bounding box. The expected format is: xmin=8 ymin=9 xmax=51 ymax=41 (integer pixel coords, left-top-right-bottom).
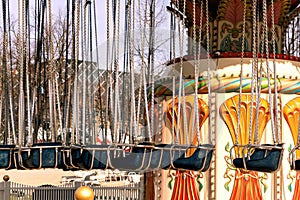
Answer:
xmin=0 ymin=181 xmax=142 ymax=200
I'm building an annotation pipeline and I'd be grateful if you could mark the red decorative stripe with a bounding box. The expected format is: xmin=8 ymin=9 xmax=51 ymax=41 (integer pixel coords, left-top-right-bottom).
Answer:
xmin=166 ymin=52 xmax=300 ymax=66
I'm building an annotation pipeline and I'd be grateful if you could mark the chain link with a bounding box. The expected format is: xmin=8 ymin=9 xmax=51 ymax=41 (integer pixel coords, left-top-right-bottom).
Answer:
xmin=175 ymin=0 xmax=186 ymax=144
xmin=104 ymin=0 xmax=110 ymax=144
xmin=249 ymin=0 xmax=257 ymax=145
xmin=182 ymin=0 xmax=188 ymax=145
xmin=136 ymin=0 xmax=143 ymax=139
xmin=236 ymin=0 xmax=247 ymax=145
xmin=196 ymin=1 xmax=204 ymax=144
xmin=262 ymin=0 xmax=277 ymax=144
xmin=191 ymin=0 xmax=202 ymax=145
xmin=48 ymin=0 xmax=56 ymax=142
xmin=2 ymin=0 xmax=15 ymax=144
xmin=17 ymin=0 xmax=25 ymax=146
xmin=75 ymin=0 xmax=81 ymax=144
xmin=81 ymin=0 xmax=88 ymax=144
xmin=271 ymin=0 xmax=280 ymax=144
xmin=205 ymin=0 xmax=212 ymax=144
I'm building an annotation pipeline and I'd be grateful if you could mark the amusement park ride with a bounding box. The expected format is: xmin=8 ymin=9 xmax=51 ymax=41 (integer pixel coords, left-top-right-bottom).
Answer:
xmin=2 ymin=0 xmax=300 ymax=199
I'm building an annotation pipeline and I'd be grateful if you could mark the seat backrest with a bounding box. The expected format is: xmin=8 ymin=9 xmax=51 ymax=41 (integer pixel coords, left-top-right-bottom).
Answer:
xmin=283 ymin=97 xmax=300 ymax=157
xmin=219 ymin=94 xmax=271 ymax=155
xmin=165 ymin=95 xmax=209 ymax=156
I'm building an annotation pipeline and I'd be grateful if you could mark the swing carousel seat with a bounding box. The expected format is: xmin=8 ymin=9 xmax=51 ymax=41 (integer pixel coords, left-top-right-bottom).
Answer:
xmin=288 ymin=145 xmax=300 ymax=171
xmin=79 ymin=144 xmax=112 ymax=170
xmin=232 ymin=144 xmax=284 ymax=173
xmin=19 ymin=142 xmax=64 ymax=169
xmin=108 ymin=144 xmax=154 ymax=171
xmin=147 ymin=144 xmax=179 ymax=170
xmin=0 ymin=144 xmax=16 ymax=169
xmin=62 ymin=144 xmax=83 ymax=170
xmin=293 ymin=159 xmax=300 ymax=170
xmin=128 ymin=143 xmax=187 ymax=170
xmin=107 ymin=143 xmax=187 ymax=171
xmin=171 ymin=144 xmax=214 ymax=171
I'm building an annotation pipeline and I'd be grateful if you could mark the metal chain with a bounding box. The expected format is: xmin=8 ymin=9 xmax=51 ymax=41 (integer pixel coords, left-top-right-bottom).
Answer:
xmin=182 ymin=0 xmax=188 ymax=145
xmin=21 ymin=0 xmax=26 ymax=145
xmin=105 ymin=0 xmax=110 ymax=143
xmin=171 ymin=0 xmax=179 ymax=144
xmin=127 ymin=0 xmax=135 ymax=143
xmin=48 ymin=80 xmax=54 ymax=142
xmin=262 ymin=0 xmax=276 ymax=144
xmin=2 ymin=0 xmax=13 ymax=144
xmin=131 ymin=0 xmax=138 ymax=142
xmin=255 ymin=0 xmax=266 ymax=145
xmin=64 ymin=0 xmax=71 ymax=144
xmin=150 ymin=0 xmax=156 ymax=142
xmin=7 ymin=31 xmax=15 ymax=144
xmin=249 ymin=0 xmax=257 ymax=145
xmin=116 ymin=0 xmax=122 ymax=143
xmin=110 ymin=0 xmax=116 ymax=143
xmin=7 ymin=0 xmax=16 ymax=145
xmin=71 ymin=1 xmax=76 ymax=143
xmin=271 ymin=0 xmax=280 ymax=144
xmin=24 ymin=0 xmax=32 ymax=145
xmin=205 ymin=0 xmax=212 ymax=144
xmin=252 ymin=0 xmax=260 ymax=144
xmin=114 ymin=0 xmax=122 ymax=143
xmin=71 ymin=0 xmax=77 ymax=144
xmin=196 ymin=0 xmax=203 ymax=144
xmin=192 ymin=0 xmax=200 ymax=145
xmin=136 ymin=0 xmax=143 ymax=138
xmin=74 ymin=0 xmax=81 ymax=144
xmin=236 ymin=0 xmax=247 ymax=145
xmin=81 ymin=0 xmax=88 ymax=144
xmin=175 ymin=0 xmax=186 ymax=144
xmin=17 ymin=0 xmax=25 ymax=146
xmin=192 ymin=0 xmax=196 ymax=53
xmin=48 ymin=0 xmax=56 ymax=142
xmin=143 ymin=1 xmax=151 ymax=140
xmin=136 ymin=0 xmax=151 ymax=140
xmin=55 ymin=75 xmax=63 ymax=144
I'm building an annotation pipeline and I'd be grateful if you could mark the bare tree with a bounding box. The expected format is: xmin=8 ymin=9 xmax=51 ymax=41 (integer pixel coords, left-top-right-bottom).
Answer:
xmin=0 ymin=4 xmax=75 ymax=144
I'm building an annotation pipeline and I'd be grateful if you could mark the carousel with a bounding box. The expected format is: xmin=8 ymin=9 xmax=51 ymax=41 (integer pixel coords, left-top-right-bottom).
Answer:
xmin=154 ymin=0 xmax=300 ymax=200
xmin=1 ymin=0 xmax=300 ymax=200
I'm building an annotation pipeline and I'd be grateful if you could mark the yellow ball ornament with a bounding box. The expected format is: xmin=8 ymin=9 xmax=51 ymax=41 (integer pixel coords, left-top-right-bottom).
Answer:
xmin=74 ymin=186 xmax=95 ymax=200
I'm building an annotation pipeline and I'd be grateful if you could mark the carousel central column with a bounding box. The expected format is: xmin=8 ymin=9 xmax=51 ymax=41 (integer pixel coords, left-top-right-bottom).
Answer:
xmin=162 ymin=0 xmax=300 ymax=199
xmin=167 ymin=96 xmax=209 ymax=200
xmin=220 ymin=95 xmax=271 ymax=200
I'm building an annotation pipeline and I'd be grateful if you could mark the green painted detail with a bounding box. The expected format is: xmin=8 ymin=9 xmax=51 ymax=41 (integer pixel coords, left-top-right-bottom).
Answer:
xmin=225 ymin=142 xmax=230 ymax=152
xmin=288 ymin=183 xmax=293 ymax=192
xmin=224 ymin=182 xmax=230 ymax=192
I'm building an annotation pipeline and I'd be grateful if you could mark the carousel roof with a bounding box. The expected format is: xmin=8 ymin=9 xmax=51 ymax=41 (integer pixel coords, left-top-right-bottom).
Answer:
xmin=172 ymin=0 xmax=300 ymax=27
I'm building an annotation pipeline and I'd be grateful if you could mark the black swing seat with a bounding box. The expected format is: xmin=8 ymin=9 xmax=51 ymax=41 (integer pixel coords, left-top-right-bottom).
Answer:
xmin=0 ymin=144 xmax=16 ymax=169
xmin=171 ymin=144 xmax=214 ymax=171
xmin=293 ymin=159 xmax=300 ymax=170
xmin=148 ymin=144 xmax=192 ymax=170
xmin=128 ymin=143 xmax=188 ymax=170
xmin=232 ymin=143 xmax=284 ymax=173
xmin=19 ymin=142 xmax=64 ymax=169
xmin=288 ymin=145 xmax=300 ymax=171
xmin=108 ymin=144 xmax=154 ymax=171
xmin=146 ymin=144 xmax=183 ymax=170
xmin=62 ymin=144 xmax=83 ymax=170
xmin=78 ymin=144 xmax=112 ymax=170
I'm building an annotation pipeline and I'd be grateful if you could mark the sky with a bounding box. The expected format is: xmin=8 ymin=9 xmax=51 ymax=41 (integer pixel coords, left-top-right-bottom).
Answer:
xmin=3 ymin=0 xmax=111 ymax=43
xmin=51 ymin=0 xmax=168 ymax=44
xmin=1 ymin=0 xmax=184 ymax=75
xmin=3 ymin=0 xmax=170 ymax=55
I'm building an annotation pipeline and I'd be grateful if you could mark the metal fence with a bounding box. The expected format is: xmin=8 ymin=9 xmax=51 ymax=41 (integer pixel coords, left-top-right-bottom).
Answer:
xmin=0 ymin=181 xmax=142 ymax=200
